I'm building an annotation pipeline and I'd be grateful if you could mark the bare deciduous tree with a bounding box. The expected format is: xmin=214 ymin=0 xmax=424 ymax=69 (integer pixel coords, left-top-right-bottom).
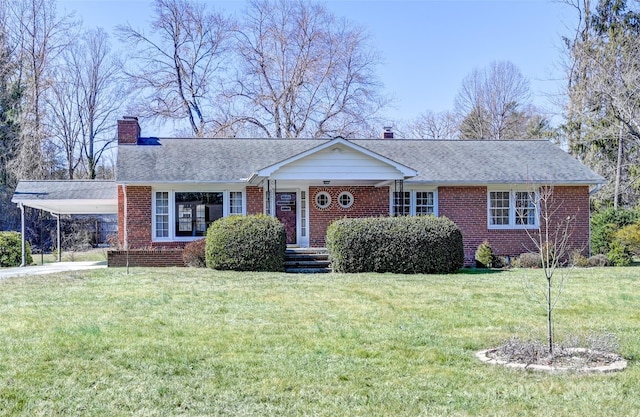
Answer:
xmin=455 ymin=61 xmax=532 ymax=140
xmin=47 ymin=68 xmax=82 ymax=178
xmin=228 ymin=0 xmax=386 ymax=138
xmin=117 ymin=0 xmax=232 ymax=137
xmin=48 ymin=28 xmax=123 ymax=179
xmin=403 ymin=110 xmax=459 ymax=139
xmin=5 ymin=0 xmax=75 ymax=180
xmin=74 ymin=28 xmax=123 ymax=179
xmin=522 ymin=185 xmax=576 ymax=354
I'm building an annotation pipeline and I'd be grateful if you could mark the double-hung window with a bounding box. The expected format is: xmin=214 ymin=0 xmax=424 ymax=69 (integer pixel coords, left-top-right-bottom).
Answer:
xmin=155 ymin=192 xmax=169 ymax=238
xmin=488 ymin=189 xmax=538 ymax=228
xmin=393 ymin=191 xmax=411 ymax=216
xmin=229 ymin=191 xmax=243 ymax=215
xmin=391 ymin=189 xmax=437 ymax=216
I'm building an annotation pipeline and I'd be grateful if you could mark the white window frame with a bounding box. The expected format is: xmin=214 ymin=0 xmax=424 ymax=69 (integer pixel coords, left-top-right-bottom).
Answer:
xmin=152 ymin=188 xmax=245 ymax=242
xmin=487 ymin=188 xmax=539 ymax=230
xmin=314 ymin=191 xmax=332 ymax=209
xmin=337 ymin=191 xmax=354 ymax=209
xmin=154 ymin=191 xmax=170 ymax=238
xmin=390 ymin=188 xmax=438 ymax=216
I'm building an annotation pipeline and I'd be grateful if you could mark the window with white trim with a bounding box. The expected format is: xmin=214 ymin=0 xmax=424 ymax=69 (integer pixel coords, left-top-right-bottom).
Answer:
xmin=391 ymin=190 xmax=436 ymax=216
xmin=155 ymin=192 xmax=169 ymax=238
xmin=300 ymin=191 xmax=307 ymax=237
xmin=415 ymin=191 xmax=435 ymax=215
xmin=154 ymin=190 xmax=244 ymax=240
xmin=393 ymin=191 xmax=410 ymax=216
xmin=338 ymin=191 xmax=354 ymax=209
xmin=315 ymin=191 xmax=331 ymax=209
xmin=488 ymin=189 xmax=538 ymax=228
xmin=175 ymin=192 xmax=223 ymax=237
xmin=229 ymin=191 xmax=243 ymax=215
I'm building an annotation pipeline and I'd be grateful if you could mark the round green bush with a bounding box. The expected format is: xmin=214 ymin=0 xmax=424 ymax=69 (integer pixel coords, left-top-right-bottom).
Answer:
xmin=326 ymin=215 xmax=464 ymax=274
xmin=205 ymin=214 xmax=286 ymax=271
xmin=0 ymin=231 xmax=33 ymax=267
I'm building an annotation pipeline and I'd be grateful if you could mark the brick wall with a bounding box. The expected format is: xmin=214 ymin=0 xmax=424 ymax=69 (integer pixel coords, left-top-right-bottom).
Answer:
xmin=118 ymin=185 xmax=152 ymax=248
xmin=439 ymin=186 xmax=591 ymax=264
xmin=309 ymin=186 xmax=390 ymax=246
xmin=108 ymin=249 xmax=185 ymax=267
xmin=246 ymin=186 xmax=264 ymax=215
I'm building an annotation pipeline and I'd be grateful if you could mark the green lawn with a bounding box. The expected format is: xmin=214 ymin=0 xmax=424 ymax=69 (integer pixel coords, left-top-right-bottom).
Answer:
xmin=0 ymin=267 xmax=638 ymax=416
xmin=32 ymin=248 xmax=109 ymax=264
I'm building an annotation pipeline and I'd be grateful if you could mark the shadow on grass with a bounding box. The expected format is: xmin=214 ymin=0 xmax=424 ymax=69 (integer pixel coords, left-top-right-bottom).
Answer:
xmin=457 ymin=268 xmax=507 ymax=275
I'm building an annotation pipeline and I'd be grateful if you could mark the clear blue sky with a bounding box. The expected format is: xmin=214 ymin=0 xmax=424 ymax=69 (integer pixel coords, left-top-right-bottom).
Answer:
xmin=59 ymin=0 xmax=575 ymax=128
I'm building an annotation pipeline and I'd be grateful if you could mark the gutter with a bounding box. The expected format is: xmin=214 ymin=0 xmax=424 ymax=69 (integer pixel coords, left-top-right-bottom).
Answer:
xmin=589 ymin=183 xmax=603 ymax=196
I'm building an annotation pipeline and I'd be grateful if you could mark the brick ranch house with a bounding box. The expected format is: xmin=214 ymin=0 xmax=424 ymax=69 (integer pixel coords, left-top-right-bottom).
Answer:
xmin=108 ymin=117 xmax=604 ymax=267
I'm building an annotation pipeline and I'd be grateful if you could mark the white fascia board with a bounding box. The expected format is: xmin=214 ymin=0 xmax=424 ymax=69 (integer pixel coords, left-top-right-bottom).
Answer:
xmin=116 ymin=180 xmax=247 ymax=186
xmin=12 ymin=199 xmax=117 ymax=214
xmin=405 ymin=180 xmax=603 ymax=187
xmin=254 ymin=138 xmax=418 ymax=178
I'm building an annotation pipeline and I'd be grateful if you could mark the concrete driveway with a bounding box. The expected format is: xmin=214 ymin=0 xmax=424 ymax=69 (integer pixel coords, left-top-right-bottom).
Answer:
xmin=0 ymin=261 xmax=107 ymax=279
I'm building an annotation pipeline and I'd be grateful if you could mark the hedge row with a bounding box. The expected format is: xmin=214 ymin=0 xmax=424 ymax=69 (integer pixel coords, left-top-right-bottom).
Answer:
xmin=326 ymin=216 xmax=464 ymax=274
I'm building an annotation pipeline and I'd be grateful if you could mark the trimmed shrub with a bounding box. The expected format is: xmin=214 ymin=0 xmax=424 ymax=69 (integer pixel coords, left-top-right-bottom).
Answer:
xmin=205 ymin=215 xmax=286 ymax=271
xmin=0 ymin=231 xmax=32 ymax=267
xmin=513 ymin=252 xmax=541 ymax=268
xmin=590 ymin=207 xmax=640 ymax=255
xmin=183 ymin=239 xmax=206 ymax=267
xmin=475 ymin=240 xmax=495 ymax=268
xmin=325 ymin=215 xmax=464 ymax=274
xmin=587 ymin=254 xmax=609 ymax=267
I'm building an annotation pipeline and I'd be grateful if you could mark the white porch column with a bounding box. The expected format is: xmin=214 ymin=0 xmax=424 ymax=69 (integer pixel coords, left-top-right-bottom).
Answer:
xmin=19 ymin=203 xmax=26 ymax=267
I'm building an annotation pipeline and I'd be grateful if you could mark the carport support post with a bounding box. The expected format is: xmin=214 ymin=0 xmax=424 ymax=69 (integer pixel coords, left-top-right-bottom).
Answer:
xmin=51 ymin=213 xmax=61 ymax=262
xmin=19 ymin=203 xmax=26 ymax=267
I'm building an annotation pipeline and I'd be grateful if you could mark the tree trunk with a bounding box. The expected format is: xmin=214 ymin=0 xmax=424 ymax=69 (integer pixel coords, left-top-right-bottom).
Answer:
xmin=548 ymin=276 xmax=553 ymax=354
xmin=614 ymin=122 xmax=624 ymax=209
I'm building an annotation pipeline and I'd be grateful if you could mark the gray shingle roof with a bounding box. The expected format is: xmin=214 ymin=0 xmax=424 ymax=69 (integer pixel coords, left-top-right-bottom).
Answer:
xmin=116 ymin=138 xmax=604 ymax=185
xmin=12 ymin=180 xmax=117 ymax=201
xmin=11 ymin=180 xmax=117 ymax=214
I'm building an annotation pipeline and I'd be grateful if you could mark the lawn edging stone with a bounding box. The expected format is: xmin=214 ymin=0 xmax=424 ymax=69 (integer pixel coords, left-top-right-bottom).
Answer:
xmin=476 ymin=348 xmax=628 ymax=373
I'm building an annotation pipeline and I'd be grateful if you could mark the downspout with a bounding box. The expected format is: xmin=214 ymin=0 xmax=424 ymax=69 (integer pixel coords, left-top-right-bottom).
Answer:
xmin=19 ymin=203 xmax=26 ymax=267
xmin=122 ymin=183 xmax=128 ymax=250
xmin=122 ymin=184 xmax=129 ymax=274
xmin=51 ymin=213 xmax=61 ymax=262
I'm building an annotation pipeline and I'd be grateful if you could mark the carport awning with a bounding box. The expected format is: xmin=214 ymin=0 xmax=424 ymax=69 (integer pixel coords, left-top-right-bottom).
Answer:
xmin=11 ymin=180 xmax=117 ymax=214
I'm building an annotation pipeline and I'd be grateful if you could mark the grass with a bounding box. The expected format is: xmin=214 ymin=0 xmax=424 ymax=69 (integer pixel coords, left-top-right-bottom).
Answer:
xmin=31 ymin=248 xmax=109 ymax=264
xmin=0 ymin=266 xmax=638 ymax=416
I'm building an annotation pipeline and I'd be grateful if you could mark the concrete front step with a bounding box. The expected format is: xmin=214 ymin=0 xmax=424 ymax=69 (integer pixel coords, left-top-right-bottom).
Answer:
xmin=285 ymin=267 xmax=331 ymax=274
xmin=285 ymin=260 xmax=331 ymax=268
xmin=285 ymin=248 xmax=331 ymax=273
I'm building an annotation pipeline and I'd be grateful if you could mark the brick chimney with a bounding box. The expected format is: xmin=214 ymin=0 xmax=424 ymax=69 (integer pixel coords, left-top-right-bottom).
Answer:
xmin=117 ymin=116 xmax=140 ymax=144
xmin=382 ymin=126 xmax=394 ymax=139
